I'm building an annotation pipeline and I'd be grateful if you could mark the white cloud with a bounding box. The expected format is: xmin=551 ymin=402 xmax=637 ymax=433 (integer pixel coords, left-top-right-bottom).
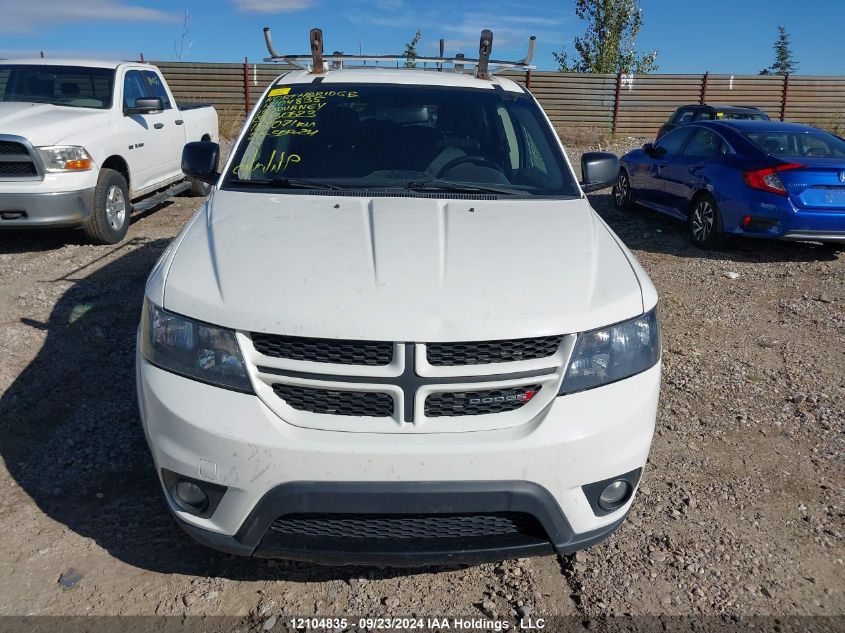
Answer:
xmin=230 ymin=0 xmax=314 ymax=12
xmin=0 ymin=0 xmax=176 ymax=33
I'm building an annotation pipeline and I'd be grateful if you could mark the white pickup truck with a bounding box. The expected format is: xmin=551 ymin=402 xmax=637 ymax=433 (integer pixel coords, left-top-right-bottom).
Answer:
xmin=0 ymin=59 xmax=218 ymax=243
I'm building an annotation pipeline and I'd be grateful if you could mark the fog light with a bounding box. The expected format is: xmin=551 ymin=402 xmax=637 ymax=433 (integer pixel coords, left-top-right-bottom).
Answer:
xmin=175 ymin=481 xmax=208 ymax=509
xmin=599 ymin=480 xmax=630 ymax=509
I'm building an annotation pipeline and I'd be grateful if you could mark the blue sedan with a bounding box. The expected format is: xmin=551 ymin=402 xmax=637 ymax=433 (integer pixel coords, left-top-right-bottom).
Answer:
xmin=615 ymin=120 xmax=845 ymax=248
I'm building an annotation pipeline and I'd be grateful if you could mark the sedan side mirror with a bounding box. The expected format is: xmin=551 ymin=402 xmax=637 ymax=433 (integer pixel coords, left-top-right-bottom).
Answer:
xmin=182 ymin=141 xmax=220 ymax=185
xmin=125 ymin=97 xmax=163 ymax=115
xmin=643 ymin=142 xmax=665 ymax=156
xmin=580 ymin=152 xmax=619 ymax=193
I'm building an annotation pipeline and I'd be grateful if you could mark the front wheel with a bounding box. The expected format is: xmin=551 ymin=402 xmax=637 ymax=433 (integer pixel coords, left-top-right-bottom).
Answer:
xmin=688 ymin=194 xmax=724 ymax=249
xmin=613 ymin=170 xmax=634 ymax=211
xmin=83 ymin=168 xmax=130 ymax=244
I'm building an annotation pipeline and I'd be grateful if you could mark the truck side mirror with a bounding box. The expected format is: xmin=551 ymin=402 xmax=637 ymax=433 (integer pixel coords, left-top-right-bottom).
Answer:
xmin=182 ymin=141 xmax=220 ymax=185
xmin=126 ymin=97 xmax=164 ymax=115
xmin=580 ymin=152 xmax=619 ymax=193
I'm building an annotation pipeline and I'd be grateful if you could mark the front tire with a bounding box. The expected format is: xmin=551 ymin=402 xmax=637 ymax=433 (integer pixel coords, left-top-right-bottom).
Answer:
xmin=688 ymin=194 xmax=724 ymax=249
xmin=613 ymin=169 xmax=634 ymax=211
xmin=83 ymin=169 xmax=130 ymax=245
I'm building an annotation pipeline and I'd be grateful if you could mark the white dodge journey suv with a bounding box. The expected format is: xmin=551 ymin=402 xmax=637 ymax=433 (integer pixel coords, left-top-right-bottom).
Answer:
xmin=137 ymin=58 xmax=661 ymax=565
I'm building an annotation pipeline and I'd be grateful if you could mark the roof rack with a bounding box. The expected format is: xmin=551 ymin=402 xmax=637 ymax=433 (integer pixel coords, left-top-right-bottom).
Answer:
xmin=262 ymin=26 xmax=536 ymax=77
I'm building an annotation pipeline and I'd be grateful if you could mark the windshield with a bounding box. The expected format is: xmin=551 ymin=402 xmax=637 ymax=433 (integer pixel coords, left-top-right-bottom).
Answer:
xmin=0 ymin=65 xmax=114 ymax=109
xmin=715 ymin=111 xmax=767 ymax=120
xmin=224 ymin=83 xmax=579 ymax=197
xmin=744 ymin=130 xmax=845 ymax=158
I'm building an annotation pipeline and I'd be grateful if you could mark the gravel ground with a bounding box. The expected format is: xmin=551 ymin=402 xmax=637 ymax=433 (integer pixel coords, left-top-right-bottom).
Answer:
xmin=0 ymin=134 xmax=842 ymax=631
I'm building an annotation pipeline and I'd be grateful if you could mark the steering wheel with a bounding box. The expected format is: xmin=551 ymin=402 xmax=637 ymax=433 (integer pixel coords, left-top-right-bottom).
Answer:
xmin=435 ymin=155 xmax=500 ymax=178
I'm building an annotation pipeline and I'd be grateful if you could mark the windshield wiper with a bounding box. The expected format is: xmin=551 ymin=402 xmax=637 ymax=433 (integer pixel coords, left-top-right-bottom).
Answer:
xmin=230 ymin=177 xmax=344 ymax=190
xmin=404 ymin=180 xmax=525 ymax=196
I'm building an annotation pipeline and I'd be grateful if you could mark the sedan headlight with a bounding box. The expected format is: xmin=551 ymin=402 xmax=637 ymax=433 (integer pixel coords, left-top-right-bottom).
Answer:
xmin=140 ymin=299 xmax=252 ymax=392
xmin=559 ymin=308 xmax=660 ymax=395
xmin=36 ymin=145 xmax=94 ymax=171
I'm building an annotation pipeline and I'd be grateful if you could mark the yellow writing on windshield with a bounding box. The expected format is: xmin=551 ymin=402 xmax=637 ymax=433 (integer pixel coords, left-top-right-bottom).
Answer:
xmin=232 ymin=149 xmax=301 ymax=177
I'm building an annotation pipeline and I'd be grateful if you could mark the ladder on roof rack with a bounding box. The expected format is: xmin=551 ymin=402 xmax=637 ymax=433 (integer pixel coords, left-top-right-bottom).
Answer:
xmin=262 ymin=27 xmax=536 ymax=77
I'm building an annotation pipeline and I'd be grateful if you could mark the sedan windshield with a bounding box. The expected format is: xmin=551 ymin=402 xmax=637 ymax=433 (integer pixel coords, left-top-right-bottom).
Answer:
xmin=225 ymin=83 xmax=579 ymax=197
xmin=0 ymin=65 xmax=115 ymax=109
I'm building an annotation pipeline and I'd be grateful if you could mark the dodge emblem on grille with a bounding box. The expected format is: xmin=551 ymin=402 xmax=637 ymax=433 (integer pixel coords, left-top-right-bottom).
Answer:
xmin=468 ymin=389 xmax=537 ymax=405
xmin=839 ymin=171 xmax=845 ymax=183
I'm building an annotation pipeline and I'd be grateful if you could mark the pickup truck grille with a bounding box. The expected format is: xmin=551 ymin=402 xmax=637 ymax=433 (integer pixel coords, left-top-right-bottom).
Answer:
xmin=252 ymin=333 xmax=393 ymax=366
xmin=425 ymin=385 xmax=542 ymax=417
xmin=273 ymin=384 xmax=394 ymax=417
xmin=0 ymin=141 xmax=27 ymax=154
xmin=426 ymin=336 xmax=563 ymax=366
xmin=0 ymin=138 xmax=40 ymax=180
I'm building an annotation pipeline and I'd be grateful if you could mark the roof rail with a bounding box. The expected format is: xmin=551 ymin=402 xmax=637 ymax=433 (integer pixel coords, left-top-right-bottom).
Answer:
xmin=261 ymin=27 xmax=537 ymax=76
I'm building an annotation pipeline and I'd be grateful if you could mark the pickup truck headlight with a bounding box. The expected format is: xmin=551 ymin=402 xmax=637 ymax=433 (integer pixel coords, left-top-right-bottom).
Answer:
xmin=36 ymin=145 xmax=94 ymax=171
xmin=140 ymin=299 xmax=252 ymax=393
xmin=559 ymin=308 xmax=660 ymax=395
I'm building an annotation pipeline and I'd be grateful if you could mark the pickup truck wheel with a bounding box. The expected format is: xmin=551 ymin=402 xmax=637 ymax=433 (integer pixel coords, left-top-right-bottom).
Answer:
xmin=83 ymin=169 xmax=130 ymax=244
xmin=186 ymin=177 xmax=212 ymax=197
xmin=688 ymin=193 xmax=725 ymax=250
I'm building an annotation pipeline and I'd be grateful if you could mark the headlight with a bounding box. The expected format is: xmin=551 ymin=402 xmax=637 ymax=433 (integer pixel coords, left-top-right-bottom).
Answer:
xmin=36 ymin=145 xmax=94 ymax=171
xmin=559 ymin=308 xmax=660 ymax=395
xmin=140 ymin=299 xmax=252 ymax=393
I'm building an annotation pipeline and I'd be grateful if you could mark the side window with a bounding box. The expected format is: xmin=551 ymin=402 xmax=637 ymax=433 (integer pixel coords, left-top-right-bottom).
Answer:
xmin=495 ymin=106 xmax=520 ymax=170
xmin=682 ymin=128 xmax=724 ymax=157
xmin=695 ymin=111 xmax=714 ymax=121
xmin=675 ymin=108 xmax=695 ymax=124
xmin=122 ymin=70 xmax=145 ymax=110
xmin=655 ymin=128 xmax=693 ymax=155
xmin=141 ymin=71 xmax=171 ymax=109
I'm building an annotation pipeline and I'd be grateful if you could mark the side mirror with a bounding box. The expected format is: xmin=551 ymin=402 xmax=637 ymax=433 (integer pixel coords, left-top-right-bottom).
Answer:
xmin=125 ymin=97 xmax=163 ymax=115
xmin=580 ymin=151 xmax=619 ymax=193
xmin=182 ymin=141 xmax=220 ymax=185
xmin=643 ymin=142 xmax=665 ymax=156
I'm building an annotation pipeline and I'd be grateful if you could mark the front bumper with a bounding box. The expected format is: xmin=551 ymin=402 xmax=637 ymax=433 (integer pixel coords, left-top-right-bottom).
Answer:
xmin=137 ymin=357 xmax=660 ymax=564
xmin=0 ymin=188 xmax=95 ymax=228
xmin=175 ymin=481 xmax=629 ymax=566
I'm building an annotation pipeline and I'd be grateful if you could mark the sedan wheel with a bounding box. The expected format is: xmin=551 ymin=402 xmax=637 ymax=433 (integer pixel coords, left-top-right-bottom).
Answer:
xmin=688 ymin=195 xmax=724 ymax=249
xmin=613 ymin=171 xmax=633 ymax=210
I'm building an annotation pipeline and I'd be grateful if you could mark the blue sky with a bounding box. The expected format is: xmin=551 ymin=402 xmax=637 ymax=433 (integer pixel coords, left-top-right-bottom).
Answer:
xmin=1 ymin=0 xmax=843 ymax=74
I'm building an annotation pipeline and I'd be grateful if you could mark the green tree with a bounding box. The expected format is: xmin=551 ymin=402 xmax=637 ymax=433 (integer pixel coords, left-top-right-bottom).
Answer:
xmin=554 ymin=0 xmax=657 ymax=73
xmin=759 ymin=26 xmax=798 ymax=75
xmin=403 ymin=30 xmax=422 ymax=68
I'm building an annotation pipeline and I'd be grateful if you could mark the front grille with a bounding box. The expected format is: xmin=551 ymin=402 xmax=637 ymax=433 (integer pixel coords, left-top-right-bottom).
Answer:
xmin=252 ymin=333 xmax=393 ymax=366
xmin=273 ymin=384 xmax=393 ymax=417
xmin=269 ymin=512 xmax=545 ymax=539
xmin=0 ymin=162 xmax=37 ymax=176
xmin=427 ymin=336 xmax=563 ymax=366
xmin=0 ymin=141 xmax=27 ymax=155
xmin=425 ymin=385 xmax=542 ymax=417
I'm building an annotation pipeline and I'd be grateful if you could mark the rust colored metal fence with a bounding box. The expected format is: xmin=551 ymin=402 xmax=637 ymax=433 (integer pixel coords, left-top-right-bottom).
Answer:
xmin=153 ymin=61 xmax=845 ymax=137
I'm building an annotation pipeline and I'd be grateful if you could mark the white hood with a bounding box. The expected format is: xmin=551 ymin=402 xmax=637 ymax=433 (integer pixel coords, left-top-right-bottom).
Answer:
xmin=0 ymin=102 xmax=110 ymax=146
xmin=162 ymin=190 xmax=645 ymax=341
